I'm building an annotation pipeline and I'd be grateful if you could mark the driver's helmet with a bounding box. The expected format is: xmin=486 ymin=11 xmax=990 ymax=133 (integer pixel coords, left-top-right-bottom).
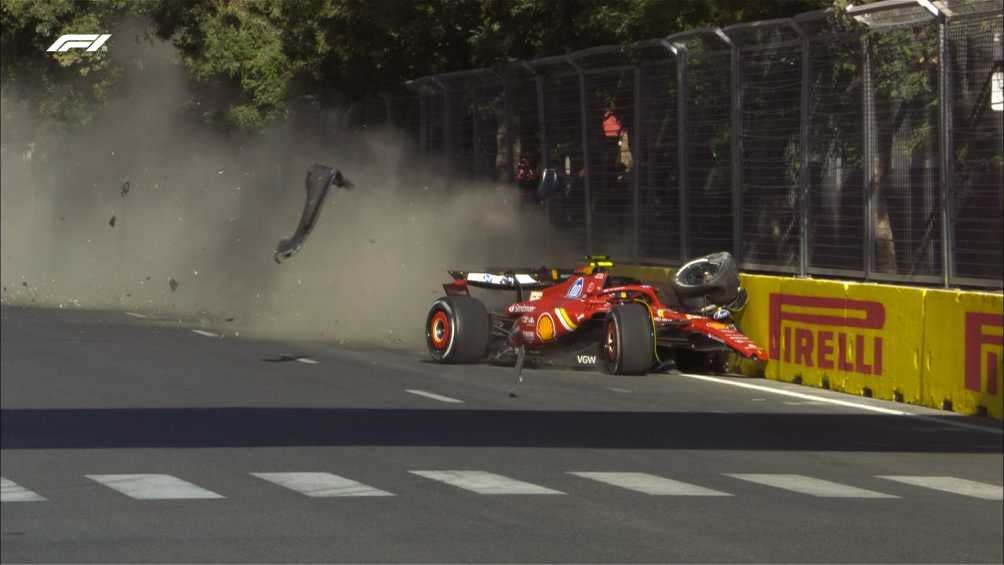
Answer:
xmin=575 ymin=256 xmax=614 ymax=275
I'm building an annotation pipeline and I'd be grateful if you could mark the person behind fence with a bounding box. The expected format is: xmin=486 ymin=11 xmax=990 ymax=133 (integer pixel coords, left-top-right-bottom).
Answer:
xmin=602 ymin=102 xmax=633 ymax=185
xmin=515 ymin=157 xmax=539 ymax=207
xmin=602 ymin=102 xmax=623 ymax=171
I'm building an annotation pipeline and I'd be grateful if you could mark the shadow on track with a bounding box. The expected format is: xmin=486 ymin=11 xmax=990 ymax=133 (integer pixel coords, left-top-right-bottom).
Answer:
xmin=2 ymin=408 xmax=999 ymax=452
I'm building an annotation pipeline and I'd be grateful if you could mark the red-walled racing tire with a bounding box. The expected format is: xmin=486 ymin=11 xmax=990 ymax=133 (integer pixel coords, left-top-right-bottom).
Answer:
xmin=426 ymin=296 xmax=491 ymax=363
xmin=603 ymin=303 xmax=655 ymax=375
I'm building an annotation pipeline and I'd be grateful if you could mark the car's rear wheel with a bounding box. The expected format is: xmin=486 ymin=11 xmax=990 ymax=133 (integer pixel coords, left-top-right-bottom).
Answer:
xmin=603 ymin=303 xmax=655 ymax=375
xmin=426 ymin=296 xmax=491 ymax=363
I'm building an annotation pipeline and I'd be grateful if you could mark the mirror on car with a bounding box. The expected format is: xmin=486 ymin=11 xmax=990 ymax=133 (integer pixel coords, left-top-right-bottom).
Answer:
xmin=536 ymin=168 xmax=562 ymax=202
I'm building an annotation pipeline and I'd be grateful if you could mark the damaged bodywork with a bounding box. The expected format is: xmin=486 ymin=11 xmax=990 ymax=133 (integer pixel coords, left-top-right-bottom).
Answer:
xmin=274 ymin=164 xmax=353 ymax=263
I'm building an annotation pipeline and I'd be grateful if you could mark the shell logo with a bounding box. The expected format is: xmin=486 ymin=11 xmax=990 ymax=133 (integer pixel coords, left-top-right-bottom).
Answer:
xmin=536 ymin=313 xmax=556 ymax=342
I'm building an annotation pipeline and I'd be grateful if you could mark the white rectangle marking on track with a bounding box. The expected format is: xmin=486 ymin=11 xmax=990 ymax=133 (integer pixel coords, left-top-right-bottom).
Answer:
xmin=191 ymin=329 xmax=220 ymax=338
xmin=405 ymin=389 xmax=463 ymax=403
xmin=725 ymin=474 xmax=897 ymax=498
xmin=252 ymin=472 xmax=393 ymax=497
xmin=411 ymin=471 xmax=564 ymax=495
xmin=1 ymin=478 xmax=46 ymax=502
xmin=295 ymin=357 xmax=319 ymax=364
xmin=878 ymin=476 xmax=1003 ymax=500
xmin=124 ymin=312 xmax=147 ymax=319
xmin=570 ymin=472 xmax=731 ymax=496
xmin=87 ymin=474 xmax=224 ymax=500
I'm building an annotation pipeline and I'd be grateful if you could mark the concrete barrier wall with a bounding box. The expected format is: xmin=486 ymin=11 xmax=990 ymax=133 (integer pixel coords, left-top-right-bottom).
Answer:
xmin=613 ymin=266 xmax=1003 ymax=419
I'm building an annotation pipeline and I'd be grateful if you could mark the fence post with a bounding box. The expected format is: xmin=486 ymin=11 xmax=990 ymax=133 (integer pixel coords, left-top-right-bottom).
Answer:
xmin=794 ymin=22 xmax=811 ymax=277
xmin=528 ymin=63 xmax=548 ymax=171
xmin=432 ymin=77 xmax=452 ymax=184
xmin=471 ymin=82 xmax=480 ymax=179
xmin=503 ymin=72 xmax=514 ymax=183
xmin=676 ymin=47 xmax=689 ymax=261
xmin=938 ymin=14 xmax=954 ymax=288
xmin=569 ymin=56 xmax=593 ymax=255
xmin=418 ymin=91 xmax=428 ymax=152
xmin=528 ymin=63 xmax=551 ymax=253
xmin=729 ymin=37 xmax=743 ymax=263
xmin=862 ymin=34 xmax=874 ymax=281
xmin=632 ymin=65 xmax=642 ymax=262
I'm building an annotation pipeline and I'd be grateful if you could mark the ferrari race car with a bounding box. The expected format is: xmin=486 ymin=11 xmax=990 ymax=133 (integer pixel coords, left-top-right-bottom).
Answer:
xmin=425 ymin=252 xmax=766 ymax=377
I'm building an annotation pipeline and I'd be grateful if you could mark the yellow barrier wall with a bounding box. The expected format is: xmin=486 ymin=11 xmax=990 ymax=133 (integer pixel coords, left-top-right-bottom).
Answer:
xmin=923 ymin=289 xmax=1004 ymax=418
xmin=614 ymin=265 xmax=1003 ymax=419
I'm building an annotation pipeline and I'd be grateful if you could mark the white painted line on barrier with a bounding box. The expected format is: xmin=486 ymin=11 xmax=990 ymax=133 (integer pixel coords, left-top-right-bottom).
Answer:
xmin=1 ymin=478 xmax=46 ymax=502
xmin=411 ymin=471 xmax=564 ymax=495
xmin=783 ymin=401 xmax=830 ymax=406
xmin=726 ymin=474 xmax=897 ymax=498
xmin=87 ymin=474 xmax=224 ymax=500
xmin=124 ymin=312 xmax=147 ymax=319
xmin=253 ymin=472 xmax=393 ymax=497
xmin=878 ymin=476 xmax=1003 ymax=500
xmin=677 ymin=372 xmax=1004 ymax=436
xmin=571 ymin=472 xmax=731 ymax=496
xmin=678 ymin=373 xmax=908 ymax=415
xmin=191 ymin=329 xmax=220 ymax=338
xmin=405 ymin=389 xmax=463 ymax=404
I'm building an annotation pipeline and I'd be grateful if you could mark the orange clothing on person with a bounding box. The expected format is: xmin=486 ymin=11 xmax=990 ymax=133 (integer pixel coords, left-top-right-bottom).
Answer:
xmin=602 ymin=110 xmax=622 ymax=138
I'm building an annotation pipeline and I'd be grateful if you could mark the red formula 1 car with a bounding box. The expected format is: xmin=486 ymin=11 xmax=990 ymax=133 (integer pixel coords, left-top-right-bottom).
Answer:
xmin=425 ymin=253 xmax=766 ymax=377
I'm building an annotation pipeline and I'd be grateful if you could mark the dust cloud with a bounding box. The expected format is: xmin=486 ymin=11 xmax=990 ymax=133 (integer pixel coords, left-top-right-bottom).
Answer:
xmin=0 ymin=26 xmax=571 ymax=349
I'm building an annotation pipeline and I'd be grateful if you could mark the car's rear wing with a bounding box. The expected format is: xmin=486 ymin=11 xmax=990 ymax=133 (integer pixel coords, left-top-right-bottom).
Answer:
xmin=449 ymin=271 xmax=554 ymax=289
xmin=444 ymin=269 xmax=575 ymax=300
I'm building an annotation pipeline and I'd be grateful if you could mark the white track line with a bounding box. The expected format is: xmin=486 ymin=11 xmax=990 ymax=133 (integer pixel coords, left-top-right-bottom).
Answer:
xmin=296 ymin=357 xmax=319 ymax=365
xmin=1 ymin=478 xmax=46 ymax=502
xmin=87 ymin=474 xmax=224 ymax=500
xmin=878 ymin=476 xmax=1003 ymax=501
xmin=191 ymin=329 xmax=220 ymax=338
xmin=405 ymin=389 xmax=463 ymax=404
xmin=411 ymin=471 xmax=563 ymax=495
xmin=571 ymin=472 xmax=731 ymax=496
xmin=124 ymin=312 xmax=147 ymax=319
xmin=252 ymin=472 xmax=393 ymax=497
xmin=726 ymin=474 xmax=897 ymax=498
xmin=677 ymin=372 xmax=1003 ymax=436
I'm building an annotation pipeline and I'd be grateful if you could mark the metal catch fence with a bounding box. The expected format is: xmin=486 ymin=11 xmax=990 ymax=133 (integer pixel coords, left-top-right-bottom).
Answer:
xmin=381 ymin=0 xmax=1002 ymax=289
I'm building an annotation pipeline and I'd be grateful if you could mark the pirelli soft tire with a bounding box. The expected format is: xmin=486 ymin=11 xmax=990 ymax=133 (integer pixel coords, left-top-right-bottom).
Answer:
xmin=603 ymin=303 xmax=655 ymax=375
xmin=426 ymin=296 xmax=491 ymax=364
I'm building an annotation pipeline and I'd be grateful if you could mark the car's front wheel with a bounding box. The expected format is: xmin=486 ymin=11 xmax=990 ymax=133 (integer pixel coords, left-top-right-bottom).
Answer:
xmin=603 ymin=303 xmax=655 ymax=375
xmin=426 ymin=296 xmax=491 ymax=363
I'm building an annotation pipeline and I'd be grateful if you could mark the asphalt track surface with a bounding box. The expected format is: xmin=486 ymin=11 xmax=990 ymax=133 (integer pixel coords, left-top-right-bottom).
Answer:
xmin=2 ymin=305 xmax=1002 ymax=563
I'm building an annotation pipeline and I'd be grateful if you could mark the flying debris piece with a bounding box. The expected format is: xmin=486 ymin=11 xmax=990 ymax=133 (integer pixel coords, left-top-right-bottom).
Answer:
xmin=225 ymin=317 xmax=235 ymax=322
xmin=169 ymin=278 xmax=179 ymax=292
xmin=274 ymin=164 xmax=354 ymax=263
xmin=108 ymin=215 xmax=116 ymax=227
xmin=120 ymin=180 xmax=130 ymax=197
